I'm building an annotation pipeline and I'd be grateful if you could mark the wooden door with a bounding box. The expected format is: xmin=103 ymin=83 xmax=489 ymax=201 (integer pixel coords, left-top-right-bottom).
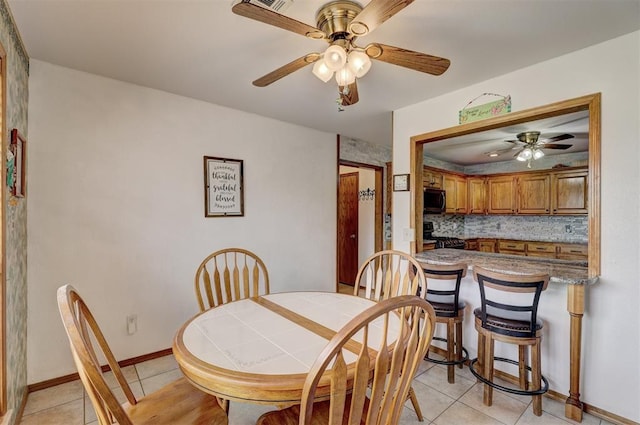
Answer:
xmin=443 ymin=174 xmax=457 ymax=213
xmin=552 ymin=169 xmax=588 ymax=214
xmin=487 ymin=175 xmax=516 ymax=214
xmin=454 ymin=176 xmax=468 ymax=213
xmin=518 ymin=173 xmax=550 ymax=214
xmin=468 ymin=177 xmax=486 ymax=214
xmin=338 ymin=173 xmax=359 ymax=285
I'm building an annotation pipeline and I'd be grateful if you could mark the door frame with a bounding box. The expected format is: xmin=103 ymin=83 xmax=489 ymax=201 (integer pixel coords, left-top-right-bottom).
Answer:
xmin=336 ymin=157 xmax=384 ymax=290
xmin=0 ymin=41 xmax=7 ymax=415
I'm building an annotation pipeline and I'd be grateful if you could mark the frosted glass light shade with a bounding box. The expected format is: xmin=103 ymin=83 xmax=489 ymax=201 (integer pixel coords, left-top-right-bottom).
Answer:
xmin=324 ymin=45 xmax=347 ymax=71
xmin=312 ymin=60 xmax=333 ymax=82
xmin=347 ymin=50 xmax=371 ymax=78
xmin=335 ymin=66 xmax=356 ymax=86
xmin=517 ymin=147 xmax=533 ymax=161
xmin=533 ymin=149 xmax=545 ymax=159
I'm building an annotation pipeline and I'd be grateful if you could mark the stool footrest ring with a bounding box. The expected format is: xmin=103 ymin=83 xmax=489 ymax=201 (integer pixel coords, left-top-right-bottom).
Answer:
xmin=469 ymin=357 xmax=549 ymax=396
xmin=425 ymin=337 xmax=469 ymax=366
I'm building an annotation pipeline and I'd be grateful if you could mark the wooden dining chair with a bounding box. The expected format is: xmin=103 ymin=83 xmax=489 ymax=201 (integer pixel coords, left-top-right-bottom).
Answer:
xmin=352 ymin=249 xmax=427 ymax=420
xmin=57 ymin=285 xmax=228 ymax=425
xmin=256 ymin=295 xmax=437 ymax=425
xmin=194 ymin=247 xmax=269 ymax=311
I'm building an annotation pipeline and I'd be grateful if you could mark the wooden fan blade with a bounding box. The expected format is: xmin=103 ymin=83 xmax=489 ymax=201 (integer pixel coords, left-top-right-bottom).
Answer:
xmin=232 ymin=1 xmax=325 ymax=39
xmin=339 ymin=81 xmax=359 ymax=106
xmin=348 ymin=0 xmax=415 ymax=36
xmin=542 ymin=133 xmax=575 ymax=143
xmin=541 ymin=144 xmax=573 ymax=150
xmin=252 ymin=53 xmax=320 ymax=87
xmin=365 ymin=43 xmax=450 ymax=75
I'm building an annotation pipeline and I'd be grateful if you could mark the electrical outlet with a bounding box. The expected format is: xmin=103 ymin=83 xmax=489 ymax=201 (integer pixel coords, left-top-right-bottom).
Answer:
xmin=565 ymin=225 xmax=573 ymax=233
xmin=127 ymin=314 xmax=138 ymax=335
xmin=496 ymin=223 xmax=501 ymax=230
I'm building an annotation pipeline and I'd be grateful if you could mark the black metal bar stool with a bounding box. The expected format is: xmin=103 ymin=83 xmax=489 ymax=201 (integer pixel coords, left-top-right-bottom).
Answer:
xmin=469 ymin=266 xmax=550 ymax=416
xmin=423 ymin=262 xmax=469 ymax=384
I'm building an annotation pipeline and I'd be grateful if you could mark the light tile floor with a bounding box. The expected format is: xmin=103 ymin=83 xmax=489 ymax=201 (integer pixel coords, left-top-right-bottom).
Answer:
xmin=20 ymin=353 xmax=615 ymax=425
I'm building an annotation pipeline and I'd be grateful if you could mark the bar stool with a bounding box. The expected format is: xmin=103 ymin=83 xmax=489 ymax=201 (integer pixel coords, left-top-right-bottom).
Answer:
xmin=423 ymin=262 xmax=468 ymax=384
xmin=469 ymin=266 xmax=550 ymax=416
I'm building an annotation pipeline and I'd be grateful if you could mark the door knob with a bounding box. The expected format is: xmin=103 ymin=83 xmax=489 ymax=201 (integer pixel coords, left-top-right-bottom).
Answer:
xmin=350 ymin=234 xmax=356 ymax=239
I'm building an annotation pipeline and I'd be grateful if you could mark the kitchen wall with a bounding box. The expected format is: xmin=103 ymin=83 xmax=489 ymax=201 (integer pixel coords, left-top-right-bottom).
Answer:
xmin=26 ymin=60 xmax=338 ymax=384
xmin=0 ymin=0 xmax=29 ymax=421
xmin=393 ymin=31 xmax=640 ymax=421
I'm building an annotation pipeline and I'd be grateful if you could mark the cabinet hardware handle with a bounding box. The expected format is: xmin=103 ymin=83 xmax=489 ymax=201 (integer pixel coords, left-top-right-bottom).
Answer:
xmin=570 ymin=250 xmax=581 ymax=253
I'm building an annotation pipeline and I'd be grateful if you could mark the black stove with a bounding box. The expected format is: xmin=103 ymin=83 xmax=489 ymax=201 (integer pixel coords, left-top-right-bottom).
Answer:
xmin=423 ymin=221 xmax=465 ymax=249
xmin=432 ymin=237 xmax=466 ymax=249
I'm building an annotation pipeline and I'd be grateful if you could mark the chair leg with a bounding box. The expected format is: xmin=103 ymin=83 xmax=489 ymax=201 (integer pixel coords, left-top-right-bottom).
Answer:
xmin=476 ymin=332 xmax=485 ymax=380
xmin=408 ymin=386 xmax=424 ymax=422
xmin=447 ymin=320 xmax=455 ymax=383
xmin=483 ymin=335 xmax=494 ymax=407
xmin=532 ymin=339 xmax=542 ymax=416
xmin=518 ymin=345 xmax=528 ymax=391
xmin=456 ymin=320 xmax=463 ymax=369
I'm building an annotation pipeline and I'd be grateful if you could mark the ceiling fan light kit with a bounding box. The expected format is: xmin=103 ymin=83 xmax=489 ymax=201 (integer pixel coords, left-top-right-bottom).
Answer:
xmin=232 ymin=0 xmax=450 ymax=108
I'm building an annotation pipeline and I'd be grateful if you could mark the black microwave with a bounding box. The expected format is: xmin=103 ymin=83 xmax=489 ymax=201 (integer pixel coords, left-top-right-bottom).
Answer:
xmin=423 ymin=188 xmax=446 ymax=214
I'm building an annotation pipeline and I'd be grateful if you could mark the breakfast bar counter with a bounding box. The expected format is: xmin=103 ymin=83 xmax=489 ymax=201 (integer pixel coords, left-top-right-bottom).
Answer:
xmin=415 ymin=248 xmax=596 ymax=285
xmin=415 ymin=248 xmax=598 ymax=422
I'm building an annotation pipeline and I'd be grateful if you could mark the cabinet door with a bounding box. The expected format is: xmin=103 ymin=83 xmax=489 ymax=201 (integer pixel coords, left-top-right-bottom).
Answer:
xmin=423 ymin=168 xmax=443 ymax=189
xmin=454 ymin=176 xmax=468 ymax=213
xmin=443 ymin=174 xmax=457 ymax=213
xmin=487 ymin=176 xmax=516 ymax=214
xmin=552 ymin=170 xmax=588 ymax=214
xmin=478 ymin=240 xmax=496 ymax=253
xmin=517 ymin=174 xmax=550 ymax=214
xmin=468 ymin=178 xmax=486 ymax=214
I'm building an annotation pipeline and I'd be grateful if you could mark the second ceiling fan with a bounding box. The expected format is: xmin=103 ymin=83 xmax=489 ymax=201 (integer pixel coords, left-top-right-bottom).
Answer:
xmin=232 ymin=0 xmax=451 ymax=107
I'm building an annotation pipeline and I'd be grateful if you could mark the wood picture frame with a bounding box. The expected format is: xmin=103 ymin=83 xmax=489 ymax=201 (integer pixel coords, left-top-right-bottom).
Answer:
xmin=10 ymin=129 xmax=26 ymax=198
xmin=393 ymin=174 xmax=410 ymax=192
xmin=204 ymin=156 xmax=244 ymax=217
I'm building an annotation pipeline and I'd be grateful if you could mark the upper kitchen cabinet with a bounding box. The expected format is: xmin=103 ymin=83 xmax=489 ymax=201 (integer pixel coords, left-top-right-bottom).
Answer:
xmin=517 ymin=173 xmax=551 ymax=214
xmin=443 ymin=173 xmax=467 ymax=214
xmin=467 ymin=177 xmax=487 ymax=214
xmin=487 ymin=175 xmax=516 ymax=214
xmin=552 ymin=168 xmax=588 ymax=214
xmin=423 ymin=167 xmax=443 ymax=189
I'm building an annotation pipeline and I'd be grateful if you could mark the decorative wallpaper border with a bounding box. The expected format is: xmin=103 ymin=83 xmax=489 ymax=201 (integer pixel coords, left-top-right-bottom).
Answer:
xmin=0 ymin=0 xmax=29 ymax=74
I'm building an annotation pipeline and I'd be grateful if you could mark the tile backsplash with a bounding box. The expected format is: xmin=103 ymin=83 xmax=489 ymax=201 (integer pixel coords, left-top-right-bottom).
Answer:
xmin=425 ymin=214 xmax=588 ymax=243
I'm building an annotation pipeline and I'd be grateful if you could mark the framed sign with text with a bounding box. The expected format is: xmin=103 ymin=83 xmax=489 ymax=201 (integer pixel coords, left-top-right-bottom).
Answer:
xmin=204 ymin=156 xmax=244 ymax=217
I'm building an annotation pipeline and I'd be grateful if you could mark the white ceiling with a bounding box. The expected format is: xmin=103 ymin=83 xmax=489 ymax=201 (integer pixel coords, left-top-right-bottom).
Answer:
xmin=7 ymin=0 xmax=640 ymax=147
xmin=423 ymin=110 xmax=590 ymax=165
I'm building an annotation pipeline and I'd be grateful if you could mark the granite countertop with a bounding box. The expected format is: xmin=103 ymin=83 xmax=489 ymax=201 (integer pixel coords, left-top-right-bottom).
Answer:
xmin=415 ymin=249 xmax=598 ymax=286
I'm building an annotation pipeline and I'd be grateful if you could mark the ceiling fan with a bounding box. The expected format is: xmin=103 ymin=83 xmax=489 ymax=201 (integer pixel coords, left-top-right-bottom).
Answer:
xmin=486 ymin=131 xmax=575 ymax=167
xmin=232 ymin=0 xmax=450 ymax=107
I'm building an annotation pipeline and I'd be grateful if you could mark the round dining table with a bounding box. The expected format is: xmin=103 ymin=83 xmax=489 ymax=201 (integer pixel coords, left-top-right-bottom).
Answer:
xmin=172 ymin=291 xmax=387 ymax=405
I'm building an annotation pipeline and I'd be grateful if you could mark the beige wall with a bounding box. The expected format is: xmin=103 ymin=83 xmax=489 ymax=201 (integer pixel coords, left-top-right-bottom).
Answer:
xmin=26 ymin=60 xmax=338 ymax=383
xmin=393 ymin=32 xmax=640 ymax=421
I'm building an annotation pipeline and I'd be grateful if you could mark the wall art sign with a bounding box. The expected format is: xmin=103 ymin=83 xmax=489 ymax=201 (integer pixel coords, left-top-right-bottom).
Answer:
xmin=459 ymin=93 xmax=511 ymax=124
xmin=204 ymin=156 xmax=244 ymax=217
xmin=10 ymin=129 xmax=26 ymax=198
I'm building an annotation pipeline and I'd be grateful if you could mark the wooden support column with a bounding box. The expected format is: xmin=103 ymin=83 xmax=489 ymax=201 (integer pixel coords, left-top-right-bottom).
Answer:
xmin=565 ymin=284 xmax=585 ymax=422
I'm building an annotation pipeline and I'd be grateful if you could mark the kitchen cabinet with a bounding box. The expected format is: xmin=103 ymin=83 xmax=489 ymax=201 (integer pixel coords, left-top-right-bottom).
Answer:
xmin=517 ymin=173 xmax=551 ymax=214
xmin=464 ymin=239 xmax=478 ymax=250
xmin=526 ymin=241 xmax=557 ymax=258
xmin=498 ymin=240 xmax=526 ymax=256
xmin=423 ymin=242 xmax=436 ymax=251
xmin=423 ymin=167 xmax=443 ymax=189
xmin=487 ymin=176 xmax=517 ymax=214
xmin=557 ymin=243 xmax=588 ymax=261
xmin=478 ymin=239 xmax=497 ymax=253
xmin=552 ymin=169 xmax=588 ymax=214
xmin=443 ymin=173 xmax=467 ymax=214
xmin=467 ymin=177 xmax=487 ymax=214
